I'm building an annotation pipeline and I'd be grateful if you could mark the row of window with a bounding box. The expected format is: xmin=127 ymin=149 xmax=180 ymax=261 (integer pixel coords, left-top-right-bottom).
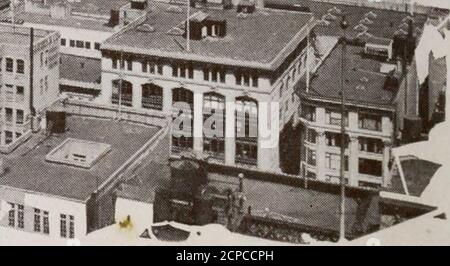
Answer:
xmin=279 ymin=53 xmax=305 ymax=98
xmin=8 ymin=204 xmax=75 ymax=238
xmin=2 ymin=108 xmax=25 ymax=125
xmin=61 ymin=38 xmax=101 ymax=51
xmin=0 ymin=58 xmax=25 ymax=74
xmin=111 ymin=57 xmax=260 ymax=88
xmin=305 ymin=148 xmax=382 ymax=176
xmin=2 ymin=131 xmax=23 ymax=145
xmin=301 ymin=105 xmax=383 ymax=131
xmin=305 ymin=129 xmax=384 ymax=154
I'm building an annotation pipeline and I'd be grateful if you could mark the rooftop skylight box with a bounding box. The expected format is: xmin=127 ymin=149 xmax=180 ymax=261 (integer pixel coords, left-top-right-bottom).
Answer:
xmin=45 ymin=138 xmax=111 ymax=169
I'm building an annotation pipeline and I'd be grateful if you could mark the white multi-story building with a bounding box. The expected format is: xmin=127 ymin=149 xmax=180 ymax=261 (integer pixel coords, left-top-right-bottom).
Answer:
xmin=0 ymin=23 xmax=60 ymax=153
xmin=99 ymin=1 xmax=316 ymax=172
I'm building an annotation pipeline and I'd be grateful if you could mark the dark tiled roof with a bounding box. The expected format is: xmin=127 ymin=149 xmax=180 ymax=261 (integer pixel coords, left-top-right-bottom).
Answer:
xmin=265 ymin=0 xmax=428 ymax=40
xmin=60 ymin=54 xmax=102 ymax=84
xmin=304 ymin=44 xmax=398 ymax=108
xmin=0 ymin=116 xmax=160 ymax=201
xmin=102 ymin=2 xmax=314 ymax=69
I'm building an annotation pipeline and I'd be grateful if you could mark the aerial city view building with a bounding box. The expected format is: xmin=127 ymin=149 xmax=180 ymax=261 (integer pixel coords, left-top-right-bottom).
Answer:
xmin=0 ymin=0 xmax=448 ymax=246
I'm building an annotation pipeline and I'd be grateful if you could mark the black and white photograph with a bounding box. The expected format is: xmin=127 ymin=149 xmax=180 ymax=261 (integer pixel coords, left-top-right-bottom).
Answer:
xmin=0 ymin=0 xmax=448 ymax=249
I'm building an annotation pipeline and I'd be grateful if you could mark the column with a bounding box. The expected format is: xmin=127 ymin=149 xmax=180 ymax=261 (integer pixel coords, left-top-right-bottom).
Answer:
xmin=348 ymin=134 xmax=359 ymax=187
xmin=163 ymin=87 xmax=173 ymax=116
xmin=382 ymin=140 xmax=392 ymax=188
xmin=193 ymin=91 xmax=203 ymax=157
xmin=316 ymin=129 xmax=326 ymax=181
xmin=132 ymin=81 xmax=142 ymax=109
xmin=225 ymin=95 xmax=235 ymax=166
xmin=257 ymin=100 xmax=280 ymax=171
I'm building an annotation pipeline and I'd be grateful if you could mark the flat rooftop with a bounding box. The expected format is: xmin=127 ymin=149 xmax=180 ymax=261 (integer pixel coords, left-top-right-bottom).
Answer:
xmin=265 ymin=0 xmax=429 ymax=40
xmin=0 ymin=116 xmax=160 ymax=201
xmin=304 ymin=43 xmax=398 ymax=108
xmin=0 ymin=23 xmax=51 ymax=46
xmin=46 ymin=0 xmax=130 ymax=16
xmin=13 ymin=11 xmax=116 ymax=32
xmin=60 ymin=54 xmax=102 ymax=84
xmin=102 ymin=2 xmax=314 ymax=70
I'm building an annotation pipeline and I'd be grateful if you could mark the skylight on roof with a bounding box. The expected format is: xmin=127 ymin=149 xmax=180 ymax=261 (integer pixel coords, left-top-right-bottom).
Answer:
xmin=137 ymin=24 xmax=155 ymax=33
xmin=354 ymin=24 xmax=369 ymax=32
xmin=322 ymin=13 xmax=337 ymax=21
xmin=365 ymin=11 xmax=378 ymax=19
xmin=359 ymin=17 xmax=374 ymax=25
xmin=166 ymin=5 xmax=183 ymax=13
xmin=328 ymin=6 xmax=342 ymax=15
xmin=46 ymin=138 xmax=111 ymax=169
xmin=317 ymin=19 xmax=331 ymax=26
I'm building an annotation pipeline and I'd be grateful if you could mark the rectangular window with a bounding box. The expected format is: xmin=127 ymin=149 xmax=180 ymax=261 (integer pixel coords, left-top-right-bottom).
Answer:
xmin=203 ymin=68 xmax=209 ymax=81
xmin=5 ymin=131 xmax=12 ymax=144
xmin=219 ymin=69 xmax=226 ymax=83
xmin=0 ymin=57 xmax=2 ymax=72
xmin=60 ymin=214 xmax=75 ymax=238
xmin=325 ymin=132 xmax=348 ymax=148
xmin=16 ymin=86 xmax=24 ymax=95
xmin=149 ymin=62 xmax=155 ymax=74
xmin=305 ymin=129 xmax=317 ymax=143
xmin=16 ymin=110 xmax=24 ymax=125
xmin=44 ymin=76 xmax=48 ymax=92
xmin=43 ymin=211 xmax=49 ymax=235
xmin=359 ymin=158 xmax=382 ymax=176
xmin=359 ymin=113 xmax=382 ymax=131
xmin=112 ymin=58 xmax=118 ymax=69
xmin=235 ymin=71 xmax=242 ymax=85
xmin=142 ymin=61 xmax=148 ymax=73
xmin=180 ymin=65 xmax=186 ymax=78
xmin=61 ymin=38 xmax=66 ymax=46
xmin=5 ymin=58 xmax=13 ymax=72
xmin=325 ymin=153 xmax=349 ymax=171
xmin=8 ymin=203 xmax=15 ymax=227
xmin=17 ymin=205 xmax=24 ymax=229
xmin=94 ymin=42 xmax=101 ymax=50
xmin=252 ymin=75 xmax=258 ymax=87
xmin=188 ymin=64 xmax=194 ymax=79
xmin=127 ymin=59 xmax=132 ymax=71
xmin=85 ymin=42 xmax=91 ymax=49
xmin=34 ymin=209 xmax=41 ymax=232
xmin=157 ymin=63 xmax=163 ymax=75
xmin=301 ymin=105 xmax=316 ymax=122
xmin=5 ymin=108 xmax=12 ymax=123
xmin=326 ymin=109 xmax=348 ymax=126
xmin=69 ymin=40 xmax=75 ymax=47
xmin=306 ymin=148 xmax=316 ymax=166
xmin=76 ymin=40 xmax=84 ymax=48
xmin=359 ymin=137 xmax=383 ymax=154
xmin=172 ymin=64 xmax=178 ymax=77
xmin=16 ymin=59 xmax=24 ymax=74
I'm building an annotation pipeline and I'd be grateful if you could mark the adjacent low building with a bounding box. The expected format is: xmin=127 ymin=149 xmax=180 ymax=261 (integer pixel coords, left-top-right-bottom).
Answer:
xmin=0 ymin=23 xmax=60 ymax=153
xmin=0 ymin=115 xmax=164 ymax=239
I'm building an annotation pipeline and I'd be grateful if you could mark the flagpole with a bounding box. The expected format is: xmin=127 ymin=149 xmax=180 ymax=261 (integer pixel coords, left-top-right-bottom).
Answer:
xmin=306 ymin=23 xmax=310 ymax=93
xmin=186 ymin=0 xmax=191 ymax=52
xmin=339 ymin=15 xmax=349 ymax=243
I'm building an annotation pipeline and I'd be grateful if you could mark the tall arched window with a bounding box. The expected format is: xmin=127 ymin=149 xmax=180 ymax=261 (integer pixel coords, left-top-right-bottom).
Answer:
xmin=203 ymin=92 xmax=225 ymax=159
xmin=235 ymin=96 xmax=258 ymax=165
xmin=142 ymin=83 xmax=163 ymax=111
xmin=112 ymin=79 xmax=133 ymax=107
xmin=172 ymin=87 xmax=194 ymax=151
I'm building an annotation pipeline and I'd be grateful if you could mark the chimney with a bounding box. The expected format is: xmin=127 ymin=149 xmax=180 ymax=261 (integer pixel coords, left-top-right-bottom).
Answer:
xmin=0 ymin=158 xmax=5 ymax=176
xmin=108 ymin=9 xmax=120 ymax=27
